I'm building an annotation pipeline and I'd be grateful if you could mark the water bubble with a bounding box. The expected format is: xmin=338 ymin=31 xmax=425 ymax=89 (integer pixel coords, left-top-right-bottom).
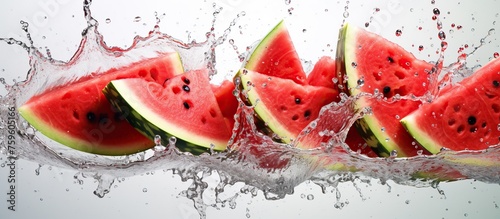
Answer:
xmin=351 ymin=62 xmax=357 ymax=68
xmin=302 ymin=29 xmax=307 ymax=33
xmin=105 ymin=18 xmax=111 ymax=24
xmin=405 ymin=199 xmax=411 ymax=204
xmin=133 ymin=16 xmax=141 ymax=22
xmin=143 ymin=188 xmax=148 ymax=193
xmin=419 ymin=45 xmax=424 ymax=51
xmin=494 ymin=52 xmax=499 ymax=58
xmin=284 ymin=0 xmax=291 ymax=5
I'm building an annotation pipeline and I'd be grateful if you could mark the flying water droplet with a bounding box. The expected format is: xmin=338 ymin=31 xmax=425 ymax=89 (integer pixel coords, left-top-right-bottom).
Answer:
xmin=390 ymin=150 xmax=398 ymax=157
xmin=395 ymin=29 xmax=403 ymax=37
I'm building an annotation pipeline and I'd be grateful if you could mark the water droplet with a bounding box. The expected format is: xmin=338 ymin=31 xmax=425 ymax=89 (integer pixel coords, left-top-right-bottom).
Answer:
xmin=133 ymin=16 xmax=142 ymax=22
xmin=494 ymin=52 xmax=499 ymax=58
xmin=419 ymin=45 xmax=424 ymax=51
xmin=395 ymin=29 xmax=402 ymax=37
xmin=390 ymin=150 xmax=398 ymax=157
xmin=438 ymin=31 xmax=446 ymax=40
xmin=357 ymin=78 xmax=364 ymax=87
xmin=169 ymin=136 xmax=177 ymax=146
xmin=351 ymin=62 xmax=357 ymax=68
xmin=143 ymin=188 xmax=148 ymax=193
xmin=488 ymin=28 xmax=495 ymax=35
xmin=105 ymin=18 xmax=111 ymax=24
xmin=343 ymin=11 xmax=349 ymax=18
xmin=433 ymin=8 xmax=440 ymax=16
xmin=284 ymin=0 xmax=291 ymax=5
xmin=405 ymin=199 xmax=410 ymax=204
xmin=307 ymin=194 xmax=314 ymax=200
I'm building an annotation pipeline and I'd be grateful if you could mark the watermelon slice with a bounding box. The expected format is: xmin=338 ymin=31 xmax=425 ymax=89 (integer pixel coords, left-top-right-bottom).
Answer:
xmin=337 ymin=23 xmax=434 ymax=157
xmin=401 ymin=58 xmax=500 ymax=154
xmin=212 ymin=80 xmax=239 ymax=130
xmin=244 ymin=20 xmax=307 ymax=85
xmin=307 ymin=56 xmax=337 ymax=89
xmin=238 ymin=68 xmax=339 ymax=143
xmin=103 ymin=69 xmax=232 ymax=154
xmin=19 ymin=53 xmax=184 ymax=155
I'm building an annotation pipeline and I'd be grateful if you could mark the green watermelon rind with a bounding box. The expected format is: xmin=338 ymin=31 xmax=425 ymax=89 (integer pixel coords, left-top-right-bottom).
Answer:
xmin=338 ymin=23 xmax=406 ymax=157
xmin=238 ymin=68 xmax=296 ymax=143
xmin=400 ymin=114 xmax=442 ymax=154
xmin=103 ymin=79 xmax=225 ymax=155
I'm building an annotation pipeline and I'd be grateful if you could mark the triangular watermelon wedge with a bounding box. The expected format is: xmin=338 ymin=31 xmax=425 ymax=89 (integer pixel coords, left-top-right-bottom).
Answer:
xmin=103 ymin=69 xmax=232 ymax=154
xmin=238 ymin=68 xmax=339 ymax=143
xmin=244 ymin=20 xmax=307 ymax=85
xmin=401 ymin=58 xmax=500 ymax=154
xmin=337 ymin=23 xmax=434 ymax=157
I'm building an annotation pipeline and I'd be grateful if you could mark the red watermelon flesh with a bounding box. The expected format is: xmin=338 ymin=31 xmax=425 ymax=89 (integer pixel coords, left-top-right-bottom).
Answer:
xmin=239 ymin=69 xmax=339 ymax=143
xmin=401 ymin=58 xmax=500 ymax=154
xmin=103 ymin=69 xmax=232 ymax=153
xmin=307 ymin=56 xmax=338 ymax=89
xmin=338 ymin=23 xmax=434 ymax=157
xmin=244 ymin=20 xmax=307 ymax=85
xmin=345 ymin=127 xmax=378 ymax=157
xmin=19 ymin=53 xmax=184 ymax=155
xmin=212 ymin=80 xmax=239 ymax=130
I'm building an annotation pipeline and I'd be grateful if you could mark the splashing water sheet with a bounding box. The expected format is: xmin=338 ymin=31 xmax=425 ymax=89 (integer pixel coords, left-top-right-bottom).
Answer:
xmin=1 ymin=0 xmax=500 ymax=218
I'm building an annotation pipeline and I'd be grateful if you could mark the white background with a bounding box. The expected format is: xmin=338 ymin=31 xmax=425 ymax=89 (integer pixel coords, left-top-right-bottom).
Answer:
xmin=1 ymin=0 xmax=500 ymax=218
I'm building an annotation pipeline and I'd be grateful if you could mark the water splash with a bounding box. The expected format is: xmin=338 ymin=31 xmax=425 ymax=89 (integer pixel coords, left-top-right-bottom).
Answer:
xmin=1 ymin=1 xmax=500 ymax=219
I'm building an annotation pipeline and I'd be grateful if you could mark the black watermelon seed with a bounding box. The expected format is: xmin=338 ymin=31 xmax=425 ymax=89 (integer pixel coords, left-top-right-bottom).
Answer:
xmin=295 ymin=98 xmax=301 ymax=104
xmin=183 ymin=77 xmax=190 ymax=84
xmin=86 ymin=112 xmax=96 ymax=122
xmin=304 ymin=110 xmax=311 ymax=119
xmin=387 ymin=56 xmax=395 ymax=63
xmin=467 ymin=116 xmax=477 ymax=125
xmin=383 ymin=86 xmax=391 ymax=94
xmin=182 ymin=85 xmax=190 ymax=92
xmin=183 ymin=102 xmax=190 ymax=109
xmin=493 ymin=80 xmax=499 ymax=87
